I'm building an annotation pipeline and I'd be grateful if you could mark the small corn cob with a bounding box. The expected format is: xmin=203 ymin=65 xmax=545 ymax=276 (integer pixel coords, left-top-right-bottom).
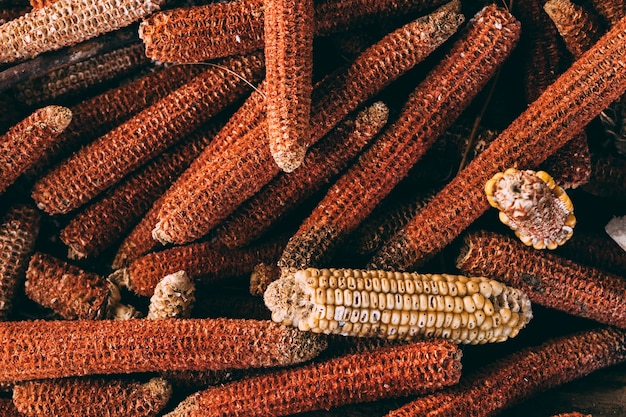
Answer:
xmin=456 ymin=231 xmax=626 ymax=329
xmin=484 ymin=168 xmax=576 ymax=250
xmin=264 ymin=267 xmax=533 ymax=344
xmin=385 ymin=327 xmax=626 ymax=417
xmin=147 ymin=270 xmax=196 ymax=320
xmin=0 ymin=204 xmax=40 ymax=320
xmin=278 ymin=5 xmax=517 ymax=269
xmin=581 ymin=154 xmax=626 ymax=199
xmin=544 ymin=0 xmax=604 ymax=59
xmin=151 ymin=1 xmax=463 ymax=245
xmin=12 ymin=377 xmax=172 ymax=417
xmin=0 ymin=0 xmax=164 ymax=63
xmin=369 ymin=15 xmax=626 ymax=270
xmin=556 ymin=229 xmax=626 ymax=278
xmin=164 ymin=341 xmax=462 ymax=417
xmin=215 ymin=101 xmax=389 ymax=248
xmin=590 ymin=0 xmax=625 ymax=26
xmin=0 ymin=105 xmax=71 ymax=194
xmin=0 ymin=318 xmax=327 ymax=383
xmin=31 ymin=52 xmax=264 ymax=214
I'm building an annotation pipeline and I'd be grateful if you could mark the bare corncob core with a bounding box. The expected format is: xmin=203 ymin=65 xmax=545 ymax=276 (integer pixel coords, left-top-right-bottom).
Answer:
xmin=544 ymin=0 xmax=604 ymax=59
xmin=0 ymin=398 xmax=21 ymax=417
xmin=12 ymin=377 xmax=172 ymax=417
xmin=556 ymin=229 xmax=626 ymax=278
xmin=0 ymin=105 xmax=71 ymax=194
xmin=0 ymin=0 xmax=164 ymax=63
xmin=385 ymin=327 xmax=626 ymax=417
xmin=581 ymin=154 xmax=626 ymax=199
xmin=590 ymin=0 xmax=625 ymax=26
xmin=0 ymin=318 xmax=327 ymax=383
xmin=0 ymin=204 xmax=40 ymax=320
xmin=279 ymin=4 xmax=517 ymax=269
xmin=32 ymin=53 xmax=264 ymax=214
xmin=456 ymin=231 xmax=626 ymax=329
xmin=265 ymin=268 xmax=532 ymax=344
xmin=539 ymin=132 xmax=591 ymax=189
xmin=164 ymin=341 xmax=462 ymax=417
xmin=147 ymin=270 xmax=196 ymax=319
xmin=369 ymin=15 xmax=626 ymax=271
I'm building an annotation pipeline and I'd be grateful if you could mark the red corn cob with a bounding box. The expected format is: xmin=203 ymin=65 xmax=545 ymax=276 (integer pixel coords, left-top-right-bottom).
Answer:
xmin=0 ymin=398 xmax=21 ymax=417
xmin=556 ymin=229 xmax=626 ymax=277
xmin=581 ymin=153 xmax=626 ymax=199
xmin=551 ymin=413 xmax=592 ymax=417
xmin=590 ymin=0 xmax=625 ymax=26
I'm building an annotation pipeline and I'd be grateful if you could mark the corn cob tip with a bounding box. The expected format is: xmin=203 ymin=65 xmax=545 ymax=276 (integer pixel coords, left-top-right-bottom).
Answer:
xmin=144 ymin=376 xmax=173 ymax=402
xmin=108 ymin=268 xmax=131 ymax=290
xmin=270 ymin=142 xmax=308 ymax=173
xmin=41 ymin=105 xmax=73 ymax=133
xmin=147 ymin=270 xmax=196 ymax=319
xmin=355 ymin=101 xmax=389 ymax=130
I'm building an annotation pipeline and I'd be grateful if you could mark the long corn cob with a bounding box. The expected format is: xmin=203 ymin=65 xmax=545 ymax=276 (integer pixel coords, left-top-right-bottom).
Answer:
xmin=164 ymin=341 xmax=462 ymax=417
xmin=264 ymin=267 xmax=533 ymax=344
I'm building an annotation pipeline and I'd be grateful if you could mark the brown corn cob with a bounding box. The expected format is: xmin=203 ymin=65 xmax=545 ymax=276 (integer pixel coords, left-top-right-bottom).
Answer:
xmin=544 ymin=0 xmax=604 ymax=59
xmin=0 ymin=105 xmax=71 ymax=194
xmin=0 ymin=204 xmax=40 ymax=320
xmin=111 ymin=236 xmax=287 ymax=297
xmin=146 ymin=270 xmax=195 ymax=320
xmin=31 ymin=52 xmax=265 ymax=215
xmin=164 ymin=341 xmax=462 ymax=417
xmin=0 ymin=0 xmax=163 ymax=63
xmin=29 ymin=0 xmax=59 ymax=8
xmin=139 ymin=0 xmax=449 ymax=64
xmin=581 ymin=154 xmax=626 ymax=199
xmin=59 ymin=121 xmax=223 ymax=260
xmin=369 ymin=15 xmax=626 ymax=271
xmin=0 ymin=398 xmax=21 ymax=417
xmin=590 ymin=0 xmax=626 ymax=26
xmin=385 ymin=327 xmax=626 ymax=417
xmin=151 ymin=1 xmax=464 ymax=245
xmin=456 ymin=231 xmax=626 ymax=329
xmin=556 ymin=229 xmax=626 ymax=278
xmin=539 ymin=132 xmax=591 ymax=189
xmin=551 ymin=413 xmax=592 ymax=417
xmin=265 ymin=267 xmax=533 ymax=344
xmin=215 ymin=101 xmax=389 ymax=248
xmin=12 ymin=377 xmax=172 ymax=417
xmin=24 ymin=252 xmax=113 ymax=320
xmin=12 ymin=42 xmax=150 ymax=107
xmin=279 ymin=5 xmax=518 ymax=269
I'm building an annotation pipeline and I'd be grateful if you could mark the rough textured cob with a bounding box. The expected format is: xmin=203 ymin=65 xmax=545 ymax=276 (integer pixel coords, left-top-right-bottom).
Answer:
xmin=590 ymin=0 xmax=625 ymax=25
xmin=12 ymin=377 xmax=171 ymax=417
xmin=146 ymin=270 xmax=195 ymax=320
xmin=385 ymin=327 xmax=626 ymax=417
xmin=0 ymin=318 xmax=327 ymax=383
xmin=544 ymin=0 xmax=604 ymax=59
xmin=264 ymin=267 xmax=533 ymax=344
xmin=550 ymin=413 xmax=592 ymax=417
xmin=457 ymin=231 xmax=626 ymax=329
xmin=0 ymin=398 xmax=21 ymax=417
xmin=581 ymin=154 xmax=626 ymax=199
xmin=29 ymin=0 xmax=59 ymax=8
xmin=164 ymin=341 xmax=462 ymax=417
xmin=555 ymin=229 xmax=626 ymax=277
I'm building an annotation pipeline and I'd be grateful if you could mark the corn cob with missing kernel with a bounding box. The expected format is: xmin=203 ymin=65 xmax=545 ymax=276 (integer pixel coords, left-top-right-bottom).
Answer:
xmin=164 ymin=341 xmax=462 ymax=417
xmin=12 ymin=376 xmax=172 ymax=417
xmin=264 ymin=267 xmax=533 ymax=344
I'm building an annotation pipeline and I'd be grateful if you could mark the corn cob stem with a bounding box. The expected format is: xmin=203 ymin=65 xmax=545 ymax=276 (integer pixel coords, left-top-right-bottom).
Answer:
xmin=369 ymin=14 xmax=626 ymax=270
xmin=164 ymin=341 xmax=462 ymax=417
xmin=456 ymin=231 xmax=626 ymax=329
xmin=386 ymin=327 xmax=626 ymax=417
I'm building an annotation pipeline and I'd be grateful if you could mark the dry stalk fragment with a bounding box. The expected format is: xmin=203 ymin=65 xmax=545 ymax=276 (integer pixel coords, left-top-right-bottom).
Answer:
xmin=279 ymin=4 xmax=517 ymax=269
xmin=369 ymin=14 xmax=626 ymax=270
xmin=457 ymin=231 xmax=626 ymax=329
xmin=12 ymin=376 xmax=172 ymax=417
xmin=544 ymin=0 xmax=604 ymax=59
xmin=164 ymin=341 xmax=462 ymax=417
xmin=147 ymin=270 xmax=195 ymax=319
xmin=385 ymin=327 xmax=626 ymax=417
xmin=264 ymin=267 xmax=533 ymax=344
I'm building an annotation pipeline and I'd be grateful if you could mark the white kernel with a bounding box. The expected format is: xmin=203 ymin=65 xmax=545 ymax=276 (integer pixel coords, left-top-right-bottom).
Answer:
xmin=395 ymin=294 xmax=403 ymax=309
xmin=454 ymin=297 xmax=464 ymax=313
xmin=315 ymin=288 xmax=326 ymax=304
xmin=391 ymin=311 xmax=402 ymax=325
xmin=359 ymin=309 xmax=370 ymax=323
xmin=334 ymin=306 xmax=345 ymax=322
xmin=325 ymin=305 xmax=335 ymax=320
xmin=361 ymin=291 xmax=370 ymax=308
xmin=381 ymin=278 xmax=391 ymax=293
xmin=437 ymin=280 xmax=448 ymax=295
xmin=343 ymin=289 xmax=352 ymax=306
xmin=363 ymin=277 xmax=373 ymax=291
xmin=443 ymin=312 xmax=453 ymax=328
xmin=414 ymin=280 xmax=423 ymax=293
xmin=350 ymin=308 xmax=360 ymax=323
xmin=314 ymin=305 xmax=326 ymax=320
xmin=356 ymin=277 xmax=365 ymax=291
xmin=386 ymin=293 xmax=395 ymax=310
xmin=326 ymin=289 xmax=335 ymax=305
xmin=463 ymin=296 xmax=476 ymax=313
xmin=472 ymin=293 xmax=485 ymax=310
xmin=328 ymin=276 xmax=337 ymax=288
xmin=451 ymin=314 xmax=462 ymax=329
xmin=405 ymin=279 xmax=415 ymax=294
xmin=397 ymin=279 xmax=405 ymax=293
xmin=435 ymin=312 xmax=445 ymax=327
xmin=347 ymin=277 xmax=357 ymax=290
xmin=381 ymin=310 xmax=392 ymax=324
xmin=409 ymin=311 xmax=419 ymax=326
xmin=337 ymin=275 xmax=346 ymax=289
xmin=401 ymin=311 xmax=410 ymax=325
xmin=370 ymin=292 xmax=379 ymax=309
xmin=426 ymin=312 xmax=437 ymax=327
xmin=378 ymin=293 xmax=387 ymax=310
xmin=417 ymin=312 xmax=428 ymax=328
xmin=372 ymin=278 xmax=381 ymax=292
xmin=319 ymin=275 xmax=329 ymax=288
xmin=370 ymin=309 xmax=381 ymax=323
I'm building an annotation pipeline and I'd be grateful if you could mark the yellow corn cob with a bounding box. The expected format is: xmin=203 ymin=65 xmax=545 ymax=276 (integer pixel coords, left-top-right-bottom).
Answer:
xmin=264 ymin=268 xmax=532 ymax=344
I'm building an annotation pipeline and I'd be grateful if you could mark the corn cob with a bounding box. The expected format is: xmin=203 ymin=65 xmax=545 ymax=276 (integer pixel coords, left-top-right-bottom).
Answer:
xmin=456 ymin=231 xmax=626 ymax=329
xmin=0 ymin=318 xmax=327 ymax=383
xmin=385 ymin=327 xmax=626 ymax=417
xmin=590 ymin=0 xmax=625 ymax=26
xmin=278 ymin=5 xmax=517 ymax=269
xmin=12 ymin=376 xmax=172 ymax=417
xmin=0 ymin=0 xmax=164 ymax=63
xmin=146 ymin=270 xmax=195 ymax=320
xmin=215 ymin=101 xmax=389 ymax=248
xmin=151 ymin=1 xmax=464 ymax=245
xmin=0 ymin=204 xmax=40 ymax=320
xmin=164 ymin=341 xmax=462 ymax=417
xmin=264 ymin=267 xmax=533 ymax=344
xmin=369 ymin=14 xmax=626 ymax=270
xmin=545 ymin=0 xmax=604 ymax=59
xmin=539 ymin=133 xmax=591 ymax=189
xmin=0 ymin=105 xmax=71 ymax=194
xmin=581 ymin=154 xmax=626 ymax=199
xmin=31 ymin=52 xmax=264 ymax=215
xmin=551 ymin=413 xmax=592 ymax=417
xmin=29 ymin=0 xmax=59 ymax=8
xmin=0 ymin=398 xmax=21 ymax=417
xmin=556 ymin=229 xmax=626 ymax=277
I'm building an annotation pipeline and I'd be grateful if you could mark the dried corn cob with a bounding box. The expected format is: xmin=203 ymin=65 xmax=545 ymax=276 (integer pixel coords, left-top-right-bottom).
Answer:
xmin=265 ymin=267 xmax=533 ymax=344
xmin=12 ymin=377 xmax=171 ymax=417
xmin=0 ymin=105 xmax=71 ymax=194
xmin=369 ymin=14 xmax=626 ymax=270
xmin=164 ymin=341 xmax=462 ymax=417
xmin=0 ymin=318 xmax=327 ymax=383
xmin=539 ymin=133 xmax=591 ymax=189
xmin=152 ymin=1 xmax=464 ymax=245
xmin=0 ymin=204 xmax=40 ymax=320
xmin=146 ymin=270 xmax=195 ymax=320
xmin=551 ymin=413 xmax=592 ymax=417
xmin=31 ymin=52 xmax=264 ymax=214
xmin=545 ymin=0 xmax=604 ymax=59
xmin=581 ymin=154 xmax=626 ymax=199
xmin=278 ymin=5 xmax=517 ymax=269
xmin=215 ymin=101 xmax=389 ymax=248
xmin=0 ymin=0 xmax=164 ymax=63
xmin=556 ymin=229 xmax=626 ymax=277
xmin=0 ymin=398 xmax=21 ymax=417
xmin=457 ymin=231 xmax=626 ymax=329
xmin=29 ymin=0 xmax=59 ymax=8
xmin=385 ymin=327 xmax=626 ymax=417
xmin=590 ymin=0 xmax=625 ymax=26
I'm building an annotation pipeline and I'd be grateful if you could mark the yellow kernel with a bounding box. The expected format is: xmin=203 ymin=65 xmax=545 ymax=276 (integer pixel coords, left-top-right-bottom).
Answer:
xmin=370 ymin=309 xmax=381 ymax=323
xmin=350 ymin=308 xmax=360 ymax=324
xmin=467 ymin=313 xmax=477 ymax=329
xmin=451 ymin=314 xmax=462 ymax=329
xmin=437 ymin=280 xmax=448 ymax=295
xmin=466 ymin=280 xmax=480 ymax=295
xmin=455 ymin=281 xmax=467 ymax=297
xmin=426 ymin=312 xmax=437 ymax=327
xmin=381 ymin=310 xmax=391 ymax=324
xmin=372 ymin=277 xmax=381 ymax=292
xmin=460 ymin=312 xmax=469 ymax=327
xmin=352 ymin=290 xmax=362 ymax=308
xmin=443 ymin=312 xmax=453 ymax=328
xmin=315 ymin=288 xmax=326 ymax=305
xmin=489 ymin=280 xmax=503 ymax=296
xmin=369 ymin=292 xmax=379 ymax=309
xmin=444 ymin=295 xmax=455 ymax=312
xmin=481 ymin=316 xmax=494 ymax=331
xmin=394 ymin=294 xmax=404 ymax=309
xmin=325 ymin=305 xmax=335 ymax=320
xmin=337 ymin=275 xmax=346 ymax=289
xmin=391 ymin=311 xmax=402 ymax=325
xmin=435 ymin=312 xmax=445 ymax=327
xmin=472 ymin=293 xmax=485 ymax=310
xmin=404 ymin=279 xmax=415 ymax=294
xmin=419 ymin=294 xmax=428 ymax=311
xmin=361 ymin=291 xmax=370 ymax=308
xmin=414 ymin=280 xmax=423 ymax=293
xmin=454 ymin=297 xmax=464 ymax=313
xmin=347 ymin=276 xmax=357 ymax=290
xmin=359 ymin=309 xmax=370 ymax=323
xmin=475 ymin=310 xmax=486 ymax=327
xmin=319 ymin=275 xmax=329 ymax=288
xmin=355 ymin=277 xmax=365 ymax=291
xmin=483 ymin=299 xmax=495 ymax=316
xmin=400 ymin=310 xmax=410 ymax=325
xmin=447 ymin=281 xmax=458 ymax=296
xmin=479 ymin=281 xmax=492 ymax=298
xmin=328 ymin=275 xmax=337 ymax=288
xmin=463 ymin=296 xmax=476 ymax=313
xmin=343 ymin=289 xmax=352 ymax=306
xmin=326 ymin=289 xmax=335 ymax=305
xmin=386 ymin=293 xmax=395 ymax=310
xmin=378 ymin=293 xmax=387 ymax=310
xmin=389 ymin=278 xmax=398 ymax=293
xmin=409 ymin=311 xmax=419 ymax=326
xmin=397 ymin=279 xmax=405 ymax=293
xmin=363 ymin=277 xmax=373 ymax=291
xmin=500 ymin=307 xmax=512 ymax=323
xmin=411 ymin=294 xmax=420 ymax=310
xmin=381 ymin=278 xmax=390 ymax=293
xmin=417 ymin=312 xmax=427 ymax=328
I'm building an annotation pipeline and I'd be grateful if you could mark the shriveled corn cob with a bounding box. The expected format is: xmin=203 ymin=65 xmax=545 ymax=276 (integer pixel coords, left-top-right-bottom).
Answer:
xmin=544 ymin=0 xmax=604 ymax=59
xmin=0 ymin=204 xmax=40 ymax=320
xmin=590 ymin=0 xmax=625 ymax=26
xmin=264 ymin=267 xmax=533 ymax=344
xmin=12 ymin=376 xmax=172 ymax=417
xmin=164 ymin=341 xmax=462 ymax=417
xmin=147 ymin=270 xmax=195 ymax=320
